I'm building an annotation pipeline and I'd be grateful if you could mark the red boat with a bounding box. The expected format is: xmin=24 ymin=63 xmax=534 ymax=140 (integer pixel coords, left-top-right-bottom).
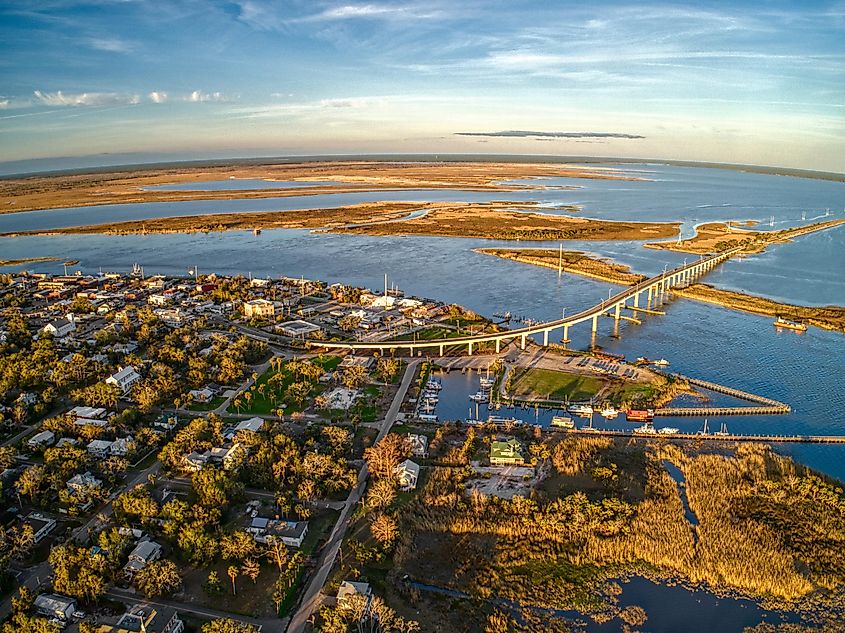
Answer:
xmin=626 ymin=409 xmax=654 ymax=422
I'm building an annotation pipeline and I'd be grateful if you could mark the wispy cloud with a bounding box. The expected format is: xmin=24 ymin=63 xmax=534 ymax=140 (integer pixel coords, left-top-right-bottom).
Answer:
xmin=148 ymin=91 xmax=168 ymax=104
xmin=33 ymin=90 xmax=141 ymax=106
xmin=87 ymin=37 xmax=134 ymax=53
xmin=185 ymin=90 xmax=233 ymax=103
xmin=0 ymin=98 xmax=9 ymax=109
xmin=455 ymin=130 xmax=645 ymax=140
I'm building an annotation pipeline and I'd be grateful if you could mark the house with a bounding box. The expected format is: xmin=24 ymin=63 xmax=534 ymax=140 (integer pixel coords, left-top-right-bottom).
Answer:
xmin=42 ymin=317 xmax=76 ymax=338
xmin=97 ymin=603 xmax=185 ymax=633
xmin=394 ymin=459 xmax=420 ymax=491
xmin=109 ymin=436 xmax=135 ymax=457
xmin=106 ymin=365 xmax=141 ymax=394
xmin=154 ymin=308 xmax=186 ymax=328
xmin=337 ymin=580 xmax=372 ymax=607
xmin=68 ymin=406 xmax=107 ymax=419
xmin=235 ymin=417 xmax=265 ymax=434
xmin=277 ymin=319 xmax=322 ymax=339
xmin=87 ymin=439 xmax=114 ymax=459
xmin=490 ymin=438 xmax=525 ymax=466
xmin=24 ymin=512 xmax=57 ymax=544
xmin=124 ymin=540 xmax=162 ymax=577
xmin=34 ymin=593 xmax=77 ymax=622
xmin=243 ymin=299 xmax=275 ymax=319
xmin=246 ymin=516 xmax=309 ymax=548
xmin=28 ymin=430 xmax=55 ymax=449
xmin=74 ymin=417 xmax=109 ymax=429
xmin=67 ymin=471 xmax=103 ymax=495
xmin=408 ymin=434 xmax=429 ymax=458
xmin=182 ymin=451 xmax=208 ymax=472
xmin=188 ymin=387 xmax=214 ymax=403
xmin=208 ymin=443 xmax=245 ymax=470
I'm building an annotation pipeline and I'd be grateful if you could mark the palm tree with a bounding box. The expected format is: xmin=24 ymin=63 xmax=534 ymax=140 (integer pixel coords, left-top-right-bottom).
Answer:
xmin=227 ymin=565 xmax=239 ymax=595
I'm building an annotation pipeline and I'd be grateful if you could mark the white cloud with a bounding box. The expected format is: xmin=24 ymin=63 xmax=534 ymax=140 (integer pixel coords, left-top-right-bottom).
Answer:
xmin=148 ymin=91 xmax=168 ymax=103
xmin=33 ymin=90 xmax=141 ymax=107
xmin=0 ymin=98 xmax=9 ymax=109
xmin=185 ymin=90 xmax=230 ymax=103
xmin=87 ymin=37 xmax=134 ymax=53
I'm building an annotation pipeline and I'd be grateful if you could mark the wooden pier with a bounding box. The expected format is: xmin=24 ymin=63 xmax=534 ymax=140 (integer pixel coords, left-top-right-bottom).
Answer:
xmin=655 ymin=406 xmax=789 ymax=417
xmin=565 ymin=428 xmax=845 ymax=445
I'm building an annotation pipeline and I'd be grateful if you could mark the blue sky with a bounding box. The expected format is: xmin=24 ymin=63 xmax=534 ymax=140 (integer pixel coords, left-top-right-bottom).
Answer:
xmin=1 ymin=1 xmax=844 ymax=171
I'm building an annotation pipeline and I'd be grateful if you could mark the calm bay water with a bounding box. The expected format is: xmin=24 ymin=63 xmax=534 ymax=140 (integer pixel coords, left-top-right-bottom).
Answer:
xmin=2 ymin=163 xmax=844 ymax=631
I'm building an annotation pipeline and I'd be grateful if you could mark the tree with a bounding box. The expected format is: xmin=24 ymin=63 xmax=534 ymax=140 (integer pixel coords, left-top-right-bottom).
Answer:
xmin=341 ymin=365 xmax=367 ymax=390
xmin=135 ymin=559 xmax=182 ymax=598
xmin=264 ymin=537 xmax=289 ymax=573
xmin=338 ymin=315 xmax=362 ymax=332
xmin=364 ymin=433 xmax=411 ymax=479
xmin=49 ymin=543 xmax=107 ymax=602
xmin=227 ymin=565 xmax=239 ymax=595
xmin=204 ymin=570 xmax=224 ymax=595
xmin=15 ymin=465 xmax=46 ymax=503
xmin=370 ymin=513 xmax=398 ymax=547
xmin=221 ymin=530 xmax=258 ymax=562
xmin=366 ymin=478 xmax=397 ymax=510
xmin=193 ymin=468 xmax=243 ymax=508
xmin=284 ymin=381 xmax=312 ymax=408
xmin=377 ymin=357 xmax=400 ymax=382
xmin=200 ymin=619 xmax=258 ymax=633
xmin=241 ymin=558 xmax=260 ymax=584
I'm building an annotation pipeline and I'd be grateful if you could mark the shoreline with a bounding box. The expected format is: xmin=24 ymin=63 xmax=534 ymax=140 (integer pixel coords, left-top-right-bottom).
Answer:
xmin=645 ymin=218 xmax=845 ymax=255
xmin=0 ymin=161 xmax=641 ymax=214
xmin=0 ymin=202 xmax=679 ymax=244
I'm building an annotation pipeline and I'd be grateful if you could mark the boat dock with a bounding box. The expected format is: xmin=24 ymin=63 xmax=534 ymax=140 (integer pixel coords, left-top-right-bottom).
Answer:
xmin=565 ymin=428 xmax=845 ymax=445
xmin=655 ymin=406 xmax=789 ymax=416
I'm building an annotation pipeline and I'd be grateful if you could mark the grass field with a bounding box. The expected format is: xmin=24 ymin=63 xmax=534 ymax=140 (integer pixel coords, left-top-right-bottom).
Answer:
xmin=510 ymin=368 xmax=605 ymax=402
xmin=187 ymin=396 xmax=225 ymax=411
xmin=228 ymin=355 xmax=341 ymax=415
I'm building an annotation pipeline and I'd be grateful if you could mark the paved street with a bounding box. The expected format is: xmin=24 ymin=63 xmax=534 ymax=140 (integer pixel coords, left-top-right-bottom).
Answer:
xmin=285 ymin=359 xmax=420 ymax=633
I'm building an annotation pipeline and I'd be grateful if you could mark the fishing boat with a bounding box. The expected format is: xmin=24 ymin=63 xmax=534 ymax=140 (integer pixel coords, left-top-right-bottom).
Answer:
xmin=653 ymin=359 xmax=670 ymax=367
xmin=773 ymin=317 xmax=807 ymax=332
xmin=600 ymin=406 xmax=619 ymax=419
xmin=425 ymin=377 xmax=442 ymax=391
xmin=469 ymin=391 xmax=488 ymax=403
xmin=63 ymin=259 xmax=80 ymax=266
xmin=487 ymin=415 xmax=522 ymax=426
xmin=550 ymin=416 xmax=575 ymax=429
xmin=568 ymin=403 xmax=594 ymax=417
xmin=657 ymin=427 xmax=679 ymax=435
xmin=626 ymin=409 xmax=654 ymax=422
xmin=713 ymin=422 xmax=730 ymax=437
xmin=130 ymin=262 xmax=144 ymax=277
xmin=633 ymin=424 xmax=658 ymax=435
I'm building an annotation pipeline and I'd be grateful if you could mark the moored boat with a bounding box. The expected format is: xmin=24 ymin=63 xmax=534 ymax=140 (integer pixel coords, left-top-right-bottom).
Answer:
xmin=568 ymin=403 xmax=594 ymax=417
xmin=774 ymin=317 xmax=807 ymax=331
xmin=600 ymin=406 xmax=619 ymax=419
xmin=626 ymin=409 xmax=654 ymax=422
xmin=551 ymin=416 xmax=575 ymax=429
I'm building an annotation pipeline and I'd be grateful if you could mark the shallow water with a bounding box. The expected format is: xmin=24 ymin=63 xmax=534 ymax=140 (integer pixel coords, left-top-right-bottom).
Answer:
xmin=144 ymin=179 xmax=350 ymax=191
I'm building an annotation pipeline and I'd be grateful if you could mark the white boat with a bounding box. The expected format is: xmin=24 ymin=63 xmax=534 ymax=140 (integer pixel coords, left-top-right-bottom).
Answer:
xmin=568 ymin=403 xmax=594 ymax=417
xmin=487 ymin=415 xmax=522 ymax=426
xmin=600 ymin=406 xmax=619 ymax=419
xmin=425 ymin=378 xmax=442 ymax=390
xmin=479 ymin=376 xmax=495 ymax=390
xmin=633 ymin=424 xmax=658 ymax=435
xmin=469 ymin=391 xmax=488 ymax=403
xmin=653 ymin=359 xmax=670 ymax=367
xmin=657 ymin=427 xmax=679 ymax=435
xmin=551 ymin=416 xmax=575 ymax=429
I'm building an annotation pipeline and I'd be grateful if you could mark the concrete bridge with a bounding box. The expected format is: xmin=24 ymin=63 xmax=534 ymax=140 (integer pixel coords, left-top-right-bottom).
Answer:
xmin=317 ymin=247 xmax=743 ymax=356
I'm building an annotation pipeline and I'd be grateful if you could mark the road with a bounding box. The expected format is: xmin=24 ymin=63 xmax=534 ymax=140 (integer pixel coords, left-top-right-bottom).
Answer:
xmin=285 ymin=359 xmax=420 ymax=633
xmin=106 ymin=588 xmax=285 ymax=632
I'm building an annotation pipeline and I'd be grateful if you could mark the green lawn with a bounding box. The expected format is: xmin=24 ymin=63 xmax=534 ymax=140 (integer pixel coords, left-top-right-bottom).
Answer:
xmin=510 ymin=368 xmax=605 ymax=402
xmin=227 ymin=355 xmax=341 ymax=415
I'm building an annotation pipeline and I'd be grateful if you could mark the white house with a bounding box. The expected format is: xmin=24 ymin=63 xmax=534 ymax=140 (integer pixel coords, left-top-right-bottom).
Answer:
xmin=42 ymin=317 xmax=75 ymax=338
xmin=394 ymin=459 xmax=420 ymax=491
xmin=24 ymin=513 xmax=57 ymax=544
xmin=87 ymin=439 xmax=114 ymax=459
xmin=235 ymin=417 xmax=265 ymax=434
xmin=28 ymin=430 xmax=55 ymax=449
xmin=66 ymin=471 xmax=103 ymax=495
xmin=106 ymin=366 xmax=141 ymax=394
xmin=188 ymin=387 xmax=214 ymax=403
xmin=408 ymin=434 xmax=429 ymax=458
xmin=109 ymin=436 xmax=135 ymax=457
xmin=124 ymin=540 xmax=162 ymax=578
xmin=247 ymin=517 xmax=309 ymax=548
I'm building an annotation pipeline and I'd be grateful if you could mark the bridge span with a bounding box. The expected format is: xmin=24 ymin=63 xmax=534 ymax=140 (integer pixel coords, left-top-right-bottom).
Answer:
xmin=316 ymin=246 xmax=744 ymax=356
